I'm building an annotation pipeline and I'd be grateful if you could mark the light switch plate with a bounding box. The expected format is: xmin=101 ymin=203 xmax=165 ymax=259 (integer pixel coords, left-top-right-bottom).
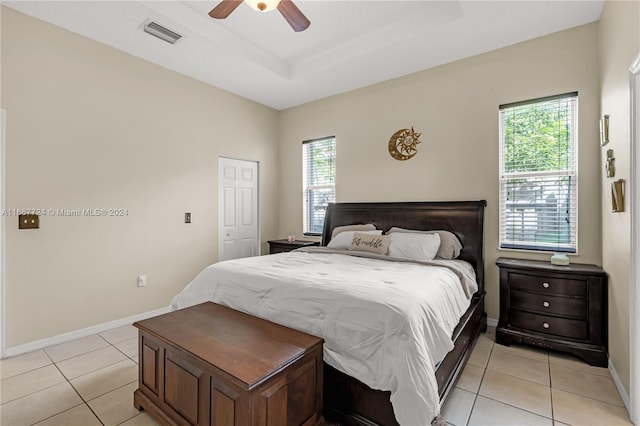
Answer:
xmin=137 ymin=275 xmax=147 ymax=287
xmin=185 ymin=212 xmax=191 ymax=223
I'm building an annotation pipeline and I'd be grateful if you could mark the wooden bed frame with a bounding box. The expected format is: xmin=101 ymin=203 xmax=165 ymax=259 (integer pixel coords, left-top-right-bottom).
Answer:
xmin=319 ymin=200 xmax=487 ymax=426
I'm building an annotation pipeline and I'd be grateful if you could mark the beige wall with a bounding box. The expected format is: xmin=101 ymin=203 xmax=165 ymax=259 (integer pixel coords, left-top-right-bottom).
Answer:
xmin=278 ymin=23 xmax=602 ymax=325
xmin=2 ymin=5 xmax=626 ymax=396
xmin=599 ymin=0 xmax=639 ymax=396
xmin=1 ymin=7 xmax=280 ymax=347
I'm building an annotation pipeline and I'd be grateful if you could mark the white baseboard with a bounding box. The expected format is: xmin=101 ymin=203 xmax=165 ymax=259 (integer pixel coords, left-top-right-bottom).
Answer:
xmin=2 ymin=306 xmax=170 ymax=359
xmin=487 ymin=317 xmax=498 ymax=327
xmin=609 ymin=358 xmax=632 ymax=416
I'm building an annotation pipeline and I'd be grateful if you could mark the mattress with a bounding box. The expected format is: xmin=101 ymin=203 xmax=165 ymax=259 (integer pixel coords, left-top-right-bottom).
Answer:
xmin=170 ymin=248 xmax=477 ymax=426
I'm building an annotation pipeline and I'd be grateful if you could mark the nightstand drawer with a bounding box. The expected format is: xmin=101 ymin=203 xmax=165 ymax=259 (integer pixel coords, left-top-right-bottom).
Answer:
xmin=511 ymin=289 xmax=587 ymax=319
xmin=510 ymin=310 xmax=587 ymax=340
xmin=496 ymin=257 xmax=607 ymax=366
xmin=509 ymin=272 xmax=587 ymax=297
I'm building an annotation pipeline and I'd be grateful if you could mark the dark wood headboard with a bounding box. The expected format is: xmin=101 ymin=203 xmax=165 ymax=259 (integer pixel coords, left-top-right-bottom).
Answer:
xmin=321 ymin=200 xmax=487 ymax=297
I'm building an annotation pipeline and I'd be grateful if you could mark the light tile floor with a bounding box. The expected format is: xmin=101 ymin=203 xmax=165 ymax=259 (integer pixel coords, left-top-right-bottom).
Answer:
xmin=441 ymin=327 xmax=632 ymax=426
xmin=0 ymin=325 xmax=632 ymax=426
xmin=0 ymin=325 xmax=158 ymax=426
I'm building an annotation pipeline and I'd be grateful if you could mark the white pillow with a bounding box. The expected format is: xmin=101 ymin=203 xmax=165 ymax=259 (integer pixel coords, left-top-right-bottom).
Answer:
xmin=327 ymin=230 xmax=383 ymax=250
xmin=388 ymin=232 xmax=441 ymax=261
xmin=387 ymin=227 xmax=463 ymax=259
xmin=331 ymin=223 xmax=376 ymax=239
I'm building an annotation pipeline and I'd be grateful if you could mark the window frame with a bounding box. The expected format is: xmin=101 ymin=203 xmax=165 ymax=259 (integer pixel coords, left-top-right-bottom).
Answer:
xmin=302 ymin=136 xmax=336 ymax=236
xmin=498 ymin=92 xmax=578 ymax=253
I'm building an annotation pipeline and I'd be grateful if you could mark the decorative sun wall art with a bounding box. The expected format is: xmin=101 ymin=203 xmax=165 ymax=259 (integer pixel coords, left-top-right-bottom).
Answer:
xmin=388 ymin=127 xmax=422 ymax=161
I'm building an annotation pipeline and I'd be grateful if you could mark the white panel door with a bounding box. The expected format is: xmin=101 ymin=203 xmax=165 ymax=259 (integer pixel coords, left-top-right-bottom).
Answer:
xmin=218 ymin=157 xmax=259 ymax=261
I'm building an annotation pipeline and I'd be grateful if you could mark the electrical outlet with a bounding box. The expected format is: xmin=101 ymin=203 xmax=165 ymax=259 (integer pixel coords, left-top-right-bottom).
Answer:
xmin=137 ymin=275 xmax=147 ymax=287
xmin=19 ymin=214 xmax=39 ymax=229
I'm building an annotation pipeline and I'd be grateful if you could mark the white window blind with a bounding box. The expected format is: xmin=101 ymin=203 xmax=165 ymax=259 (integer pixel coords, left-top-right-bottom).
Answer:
xmin=303 ymin=136 xmax=336 ymax=235
xmin=499 ymin=92 xmax=578 ymax=253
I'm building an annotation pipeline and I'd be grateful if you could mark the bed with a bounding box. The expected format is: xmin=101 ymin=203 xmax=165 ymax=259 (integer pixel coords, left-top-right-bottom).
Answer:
xmin=171 ymin=200 xmax=487 ymax=426
xmin=319 ymin=200 xmax=487 ymax=426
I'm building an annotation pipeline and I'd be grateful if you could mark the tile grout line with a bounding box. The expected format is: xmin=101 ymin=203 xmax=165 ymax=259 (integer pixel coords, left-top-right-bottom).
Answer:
xmin=106 ymin=332 xmax=144 ymax=426
xmin=473 ymin=338 xmax=555 ymax=425
xmin=484 ymin=340 xmax=554 ymax=422
xmin=44 ymin=334 xmax=112 ymax=364
xmin=33 ymin=346 xmax=105 ymax=426
xmin=549 ymin=386 xmax=629 ymax=409
xmin=462 ymin=369 xmax=483 ymax=425
xmin=52 ymin=333 xmax=139 ymax=424
xmin=0 ymin=365 xmax=66 ymax=405
xmin=1 ymin=328 xmax=141 ymax=426
xmin=43 ymin=330 xmax=142 ymax=426
xmin=472 ymin=341 xmax=627 ymax=424
xmin=548 ymin=358 xmax=627 ymax=409
xmin=548 ymin=352 xmax=556 ymax=424
xmin=477 ymin=394 xmax=555 ymax=423
xmin=464 ymin=334 xmax=495 ymax=425
xmin=483 ymin=358 xmax=552 ymax=388
xmin=547 ymin=352 xmax=556 ymax=424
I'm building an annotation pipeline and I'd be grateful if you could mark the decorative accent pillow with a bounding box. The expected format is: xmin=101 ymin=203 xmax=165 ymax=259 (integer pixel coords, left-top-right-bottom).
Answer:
xmin=327 ymin=230 xmax=383 ymax=250
xmin=349 ymin=232 xmax=389 ymax=255
xmin=387 ymin=227 xmax=462 ymax=259
xmin=388 ymin=232 xmax=441 ymax=261
xmin=331 ymin=223 xmax=376 ymax=239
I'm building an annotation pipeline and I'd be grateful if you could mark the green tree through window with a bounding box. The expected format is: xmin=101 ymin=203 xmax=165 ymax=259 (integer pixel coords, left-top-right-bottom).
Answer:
xmin=499 ymin=93 xmax=577 ymax=252
xmin=303 ymin=137 xmax=336 ymax=235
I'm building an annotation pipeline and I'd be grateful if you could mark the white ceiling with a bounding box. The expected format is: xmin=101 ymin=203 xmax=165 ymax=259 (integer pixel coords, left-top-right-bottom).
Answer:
xmin=4 ymin=1 xmax=604 ymax=110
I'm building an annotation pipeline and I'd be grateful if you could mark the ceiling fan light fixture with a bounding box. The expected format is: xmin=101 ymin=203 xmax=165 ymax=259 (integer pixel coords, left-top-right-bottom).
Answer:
xmin=245 ymin=0 xmax=280 ymax=12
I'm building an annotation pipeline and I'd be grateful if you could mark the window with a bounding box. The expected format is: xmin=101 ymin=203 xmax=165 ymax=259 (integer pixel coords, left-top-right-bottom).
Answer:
xmin=499 ymin=92 xmax=578 ymax=253
xmin=303 ymin=136 xmax=336 ymax=235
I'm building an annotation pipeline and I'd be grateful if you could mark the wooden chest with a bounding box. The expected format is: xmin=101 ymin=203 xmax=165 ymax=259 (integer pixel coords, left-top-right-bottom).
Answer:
xmin=496 ymin=257 xmax=608 ymax=366
xmin=133 ymin=302 xmax=324 ymax=425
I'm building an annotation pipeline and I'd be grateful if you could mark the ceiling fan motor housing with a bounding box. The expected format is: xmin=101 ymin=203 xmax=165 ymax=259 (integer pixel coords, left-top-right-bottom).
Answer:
xmin=210 ymin=0 xmax=309 ymax=32
xmin=245 ymin=0 xmax=280 ymax=12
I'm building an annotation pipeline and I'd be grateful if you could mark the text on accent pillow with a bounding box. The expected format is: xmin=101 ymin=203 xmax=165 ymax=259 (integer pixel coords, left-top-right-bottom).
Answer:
xmin=327 ymin=230 xmax=383 ymax=250
xmin=349 ymin=232 xmax=389 ymax=255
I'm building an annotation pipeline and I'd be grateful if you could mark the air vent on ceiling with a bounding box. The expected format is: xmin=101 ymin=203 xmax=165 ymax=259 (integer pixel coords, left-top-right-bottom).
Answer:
xmin=143 ymin=21 xmax=182 ymax=45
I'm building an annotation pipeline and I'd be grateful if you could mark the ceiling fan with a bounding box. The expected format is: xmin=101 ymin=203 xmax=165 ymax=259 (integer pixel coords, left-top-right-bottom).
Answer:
xmin=208 ymin=0 xmax=310 ymax=32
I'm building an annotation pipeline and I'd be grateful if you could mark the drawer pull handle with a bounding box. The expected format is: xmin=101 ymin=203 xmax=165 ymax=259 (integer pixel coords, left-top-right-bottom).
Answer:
xmin=542 ymin=282 xmax=550 ymax=288
xmin=542 ymin=301 xmax=550 ymax=308
xmin=542 ymin=322 xmax=550 ymax=329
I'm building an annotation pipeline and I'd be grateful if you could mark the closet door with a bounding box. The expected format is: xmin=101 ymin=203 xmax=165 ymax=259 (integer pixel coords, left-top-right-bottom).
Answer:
xmin=218 ymin=157 xmax=259 ymax=261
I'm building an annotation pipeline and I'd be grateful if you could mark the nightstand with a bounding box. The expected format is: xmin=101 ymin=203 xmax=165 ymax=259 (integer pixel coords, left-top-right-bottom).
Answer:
xmin=268 ymin=239 xmax=319 ymax=254
xmin=496 ymin=257 xmax=608 ymax=366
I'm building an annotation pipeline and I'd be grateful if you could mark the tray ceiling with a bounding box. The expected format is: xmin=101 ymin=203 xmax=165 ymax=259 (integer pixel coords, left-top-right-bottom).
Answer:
xmin=4 ymin=1 xmax=604 ymax=110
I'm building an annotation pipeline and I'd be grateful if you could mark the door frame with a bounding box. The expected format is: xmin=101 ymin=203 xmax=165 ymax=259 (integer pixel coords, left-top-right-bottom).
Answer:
xmin=1 ymin=109 xmax=6 ymax=358
xmin=629 ymin=52 xmax=640 ymax=425
xmin=217 ymin=157 xmax=260 ymax=261
xmin=629 ymin=51 xmax=639 ymax=425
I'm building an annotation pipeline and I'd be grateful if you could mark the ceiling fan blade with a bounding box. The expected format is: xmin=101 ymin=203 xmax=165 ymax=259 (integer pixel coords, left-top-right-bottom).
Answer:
xmin=209 ymin=0 xmax=243 ymax=19
xmin=277 ymin=0 xmax=310 ymax=32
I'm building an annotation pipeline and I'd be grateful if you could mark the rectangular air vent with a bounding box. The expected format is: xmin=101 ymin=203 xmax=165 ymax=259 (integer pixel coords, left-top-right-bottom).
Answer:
xmin=143 ymin=21 xmax=182 ymax=45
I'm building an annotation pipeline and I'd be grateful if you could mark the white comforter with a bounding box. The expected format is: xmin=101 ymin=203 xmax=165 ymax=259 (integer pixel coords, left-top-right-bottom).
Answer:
xmin=170 ymin=248 xmax=477 ymax=426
